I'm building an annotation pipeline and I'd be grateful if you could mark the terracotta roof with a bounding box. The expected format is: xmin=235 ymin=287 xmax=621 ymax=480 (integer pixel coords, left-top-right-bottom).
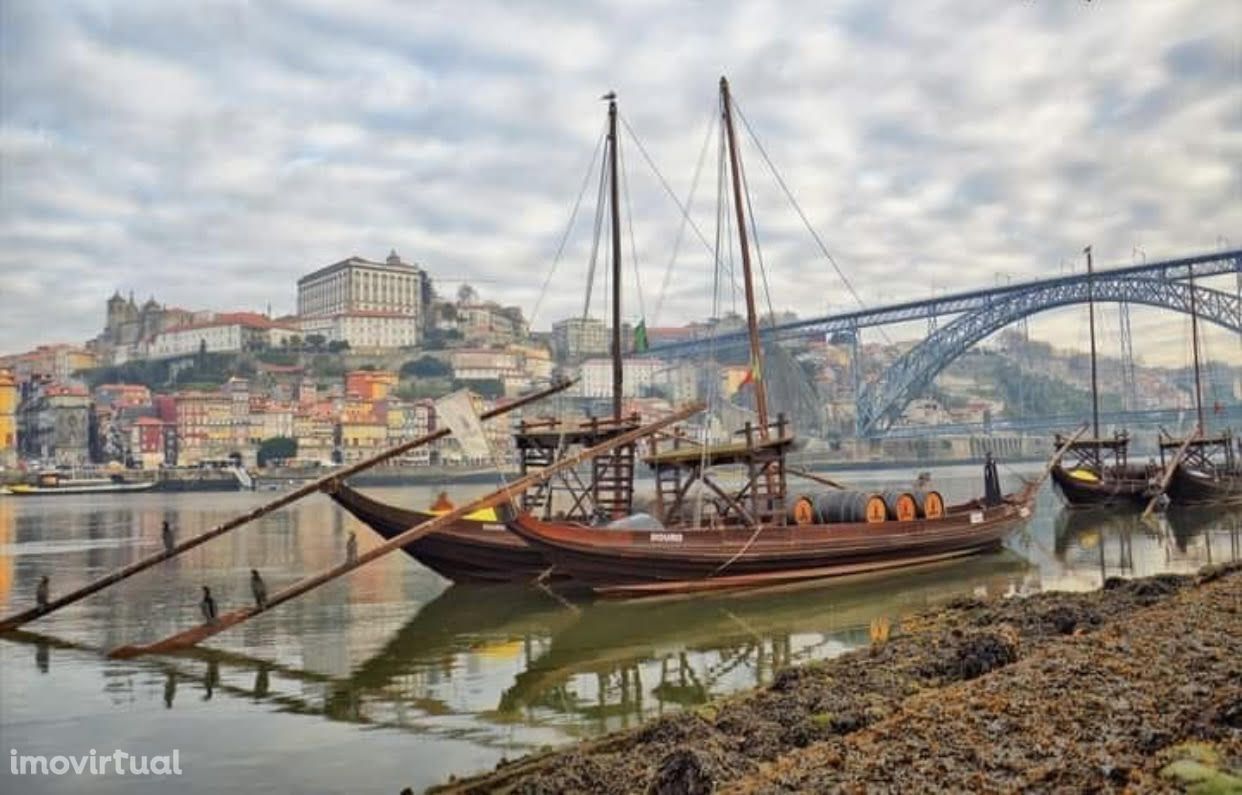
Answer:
xmin=163 ymin=312 xmax=297 ymax=334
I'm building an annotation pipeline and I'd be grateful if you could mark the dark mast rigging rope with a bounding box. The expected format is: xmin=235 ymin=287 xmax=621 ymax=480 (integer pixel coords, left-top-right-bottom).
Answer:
xmin=733 ymin=99 xmax=893 ymax=345
xmin=530 ymin=121 xmax=607 ymax=327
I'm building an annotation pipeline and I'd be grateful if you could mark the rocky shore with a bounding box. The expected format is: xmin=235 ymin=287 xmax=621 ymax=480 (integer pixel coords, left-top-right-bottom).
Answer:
xmin=427 ymin=563 xmax=1242 ymax=794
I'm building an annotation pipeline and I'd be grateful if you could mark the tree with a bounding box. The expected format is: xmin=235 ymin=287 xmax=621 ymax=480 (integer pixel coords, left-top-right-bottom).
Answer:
xmin=288 ymin=334 xmax=303 ymax=351
xmin=306 ymin=334 xmax=327 ymax=352
xmin=327 ymin=339 xmax=351 ymax=353
xmin=401 ymin=356 xmax=451 ymax=378
xmin=456 ymin=284 xmax=478 ymax=304
xmin=455 ymin=378 xmax=504 ymax=399
xmin=257 ymin=436 xmax=297 ymax=467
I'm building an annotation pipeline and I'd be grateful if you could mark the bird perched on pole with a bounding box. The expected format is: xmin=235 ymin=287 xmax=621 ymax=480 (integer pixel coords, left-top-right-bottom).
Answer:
xmin=200 ymin=586 xmax=217 ymax=624
xmin=345 ymin=532 xmax=358 ymax=564
xmin=36 ymin=575 xmax=50 ymax=610
xmin=250 ymin=569 xmax=267 ymax=611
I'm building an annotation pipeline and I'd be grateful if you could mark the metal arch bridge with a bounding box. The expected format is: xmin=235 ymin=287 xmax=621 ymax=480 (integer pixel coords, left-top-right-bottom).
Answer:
xmin=640 ymin=248 xmax=1242 ymax=434
xmin=861 ymin=276 xmax=1240 ymax=434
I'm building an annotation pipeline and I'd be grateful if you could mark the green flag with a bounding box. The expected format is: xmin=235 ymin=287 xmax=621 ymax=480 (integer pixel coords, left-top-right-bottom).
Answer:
xmin=634 ymin=319 xmax=649 ymax=353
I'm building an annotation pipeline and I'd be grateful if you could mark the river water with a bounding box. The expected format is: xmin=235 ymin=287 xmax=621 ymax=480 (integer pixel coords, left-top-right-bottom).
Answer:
xmin=0 ymin=464 xmax=1238 ymax=793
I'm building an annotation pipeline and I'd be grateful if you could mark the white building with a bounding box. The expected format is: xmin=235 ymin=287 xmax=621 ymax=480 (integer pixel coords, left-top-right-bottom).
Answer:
xmin=297 ymin=250 xmax=424 ymax=349
xmin=148 ymin=313 xmax=299 ymax=360
xmin=576 ymin=357 xmax=665 ymax=399
xmin=551 ymin=317 xmax=608 ymax=361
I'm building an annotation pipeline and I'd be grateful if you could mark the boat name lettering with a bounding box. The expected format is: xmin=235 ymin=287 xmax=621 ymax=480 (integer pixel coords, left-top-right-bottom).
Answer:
xmin=650 ymin=532 xmax=684 ymax=543
xmin=969 ymin=511 xmax=984 ymax=524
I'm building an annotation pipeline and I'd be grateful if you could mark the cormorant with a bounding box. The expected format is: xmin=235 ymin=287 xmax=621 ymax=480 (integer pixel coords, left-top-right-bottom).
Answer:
xmin=200 ymin=585 xmax=217 ymax=623
xmin=35 ymin=575 xmax=50 ymax=609
xmin=346 ymin=532 xmax=358 ymax=564
xmin=250 ymin=569 xmax=267 ymax=611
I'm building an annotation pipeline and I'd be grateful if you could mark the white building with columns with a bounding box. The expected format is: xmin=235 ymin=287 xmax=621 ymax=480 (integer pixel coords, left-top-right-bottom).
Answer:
xmin=297 ymin=250 xmax=424 ymax=349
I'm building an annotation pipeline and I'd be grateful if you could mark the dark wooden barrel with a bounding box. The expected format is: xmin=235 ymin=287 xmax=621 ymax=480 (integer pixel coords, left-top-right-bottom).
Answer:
xmin=814 ymin=491 xmax=887 ymax=524
xmin=881 ymin=490 xmax=918 ymax=522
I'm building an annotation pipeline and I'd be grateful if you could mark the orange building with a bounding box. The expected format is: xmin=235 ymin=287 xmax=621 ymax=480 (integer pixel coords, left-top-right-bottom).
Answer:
xmin=345 ymin=370 xmax=397 ymax=402
xmin=0 ymin=369 xmax=16 ymax=466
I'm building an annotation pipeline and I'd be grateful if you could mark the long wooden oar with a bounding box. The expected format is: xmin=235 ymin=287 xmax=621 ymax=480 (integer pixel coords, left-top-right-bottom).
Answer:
xmin=107 ymin=402 xmax=705 ymax=659
xmin=0 ymin=379 xmax=575 ymax=633
xmin=1142 ymin=430 xmax=1199 ymax=518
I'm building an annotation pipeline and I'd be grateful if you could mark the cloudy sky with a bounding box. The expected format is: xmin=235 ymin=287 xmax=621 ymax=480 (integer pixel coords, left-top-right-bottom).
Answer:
xmin=1 ymin=0 xmax=1239 ymax=364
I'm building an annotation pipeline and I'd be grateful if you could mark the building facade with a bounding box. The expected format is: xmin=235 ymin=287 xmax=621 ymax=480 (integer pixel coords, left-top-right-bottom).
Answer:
xmin=551 ymin=317 xmax=609 ymax=362
xmin=148 ymin=313 xmax=298 ymax=360
xmin=17 ymin=383 xmax=92 ymax=465
xmin=0 ymin=369 xmax=16 ymax=467
xmin=297 ymin=250 xmax=424 ymax=349
xmin=576 ymin=357 xmax=665 ymax=399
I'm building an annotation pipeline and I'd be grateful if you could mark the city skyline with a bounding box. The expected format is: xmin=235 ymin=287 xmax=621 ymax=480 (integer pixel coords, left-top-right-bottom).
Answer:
xmin=1 ymin=1 xmax=1239 ymax=363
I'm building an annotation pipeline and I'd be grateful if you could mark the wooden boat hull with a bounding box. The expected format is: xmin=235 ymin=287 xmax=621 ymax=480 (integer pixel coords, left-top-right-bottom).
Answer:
xmin=505 ymin=492 xmax=1035 ymax=596
xmin=1165 ymin=466 xmax=1242 ymax=506
xmin=328 ymin=484 xmax=555 ymax=583
xmin=1049 ymin=465 xmax=1150 ymax=508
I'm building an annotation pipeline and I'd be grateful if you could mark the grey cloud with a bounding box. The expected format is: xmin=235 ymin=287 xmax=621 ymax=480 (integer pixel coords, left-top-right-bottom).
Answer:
xmin=0 ymin=0 xmax=1239 ymax=366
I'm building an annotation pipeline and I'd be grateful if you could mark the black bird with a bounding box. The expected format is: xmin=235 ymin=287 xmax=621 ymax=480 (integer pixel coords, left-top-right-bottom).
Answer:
xmin=200 ymin=585 xmax=217 ymax=623
xmin=250 ymin=569 xmax=267 ymax=611
xmin=161 ymin=520 xmax=175 ymax=554
xmin=35 ymin=575 xmax=50 ymax=610
xmin=345 ymin=532 xmax=358 ymax=564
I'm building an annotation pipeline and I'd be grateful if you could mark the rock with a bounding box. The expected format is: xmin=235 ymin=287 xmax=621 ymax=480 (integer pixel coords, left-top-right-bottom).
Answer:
xmin=953 ymin=628 xmax=1020 ymax=680
xmin=648 ymin=749 xmax=714 ymax=795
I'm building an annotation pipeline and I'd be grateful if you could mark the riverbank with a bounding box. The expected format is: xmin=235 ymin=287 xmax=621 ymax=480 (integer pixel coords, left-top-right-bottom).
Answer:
xmin=429 ymin=562 xmax=1242 ymax=793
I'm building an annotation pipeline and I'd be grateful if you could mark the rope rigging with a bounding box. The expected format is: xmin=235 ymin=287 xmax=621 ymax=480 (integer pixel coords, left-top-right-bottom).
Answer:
xmin=732 ymin=99 xmax=893 ymax=345
xmin=651 ymin=112 xmax=715 ymax=328
xmin=530 ymin=120 xmax=607 ymax=327
xmin=581 ymin=140 xmax=612 ymax=320
xmin=618 ymin=127 xmax=647 ymax=323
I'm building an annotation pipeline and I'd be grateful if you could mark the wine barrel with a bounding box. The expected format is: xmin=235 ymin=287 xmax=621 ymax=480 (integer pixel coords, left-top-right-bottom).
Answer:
xmin=787 ymin=494 xmax=818 ymax=525
xmin=814 ymin=491 xmax=887 ymax=524
xmin=912 ymin=489 xmax=945 ymax=519
xmin=881 ymin=490 xmax=918 ymax=522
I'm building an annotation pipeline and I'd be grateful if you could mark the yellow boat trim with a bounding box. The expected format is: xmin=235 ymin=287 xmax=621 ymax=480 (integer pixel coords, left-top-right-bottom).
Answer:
xmin=1066 ymin=468 xmax=1100 ymax=483
xmin=430 ymin=506 xmax=499 ymax=522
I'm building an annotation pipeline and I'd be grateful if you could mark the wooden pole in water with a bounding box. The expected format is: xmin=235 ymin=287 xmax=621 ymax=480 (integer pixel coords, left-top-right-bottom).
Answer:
xmin=0 ymin=379 xmax=576 ymax=633
xmin=107 ymin=402 xmax=705 ymax=659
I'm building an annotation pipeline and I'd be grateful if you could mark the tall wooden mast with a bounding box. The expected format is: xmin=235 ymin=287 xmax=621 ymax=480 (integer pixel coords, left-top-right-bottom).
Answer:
xmin=720 ymin=76 xmax=770 ymax=438
xmin=1085 ymin=245 xmax=1100 ymax=439
xmin=607 ymin=92 xmax=623 ymax=423
xmin=1188 ymin=266 xmax=1205 ymax=432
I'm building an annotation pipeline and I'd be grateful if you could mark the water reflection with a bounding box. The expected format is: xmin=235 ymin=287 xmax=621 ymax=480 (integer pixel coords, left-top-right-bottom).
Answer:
xmin=314 ymin=553 xmax=1035 ymax=739
xmin=1052 ymin=505 xmax=1242 ymax=588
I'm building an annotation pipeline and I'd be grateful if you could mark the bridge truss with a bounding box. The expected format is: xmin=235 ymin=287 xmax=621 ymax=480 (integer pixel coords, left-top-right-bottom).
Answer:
xmin=639 ymin=248 xmax=1242 ymax=437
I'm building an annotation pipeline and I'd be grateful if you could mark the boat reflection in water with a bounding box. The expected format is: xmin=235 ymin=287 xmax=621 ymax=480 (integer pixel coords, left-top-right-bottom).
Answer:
xmin=327 ymin=552 xmax=1034 ymax=737
xmin=1051 ymin=505 xmax=1242 ymax=589
xmin=11 ymin=551 xmax=1031 ymax=748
